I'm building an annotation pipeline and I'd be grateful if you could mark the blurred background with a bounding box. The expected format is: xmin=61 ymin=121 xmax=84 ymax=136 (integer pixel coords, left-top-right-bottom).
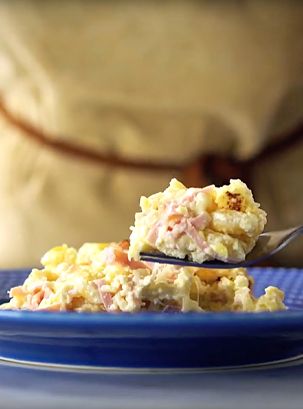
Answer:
xmin=0 ymin=0 xmax=302 ymax=268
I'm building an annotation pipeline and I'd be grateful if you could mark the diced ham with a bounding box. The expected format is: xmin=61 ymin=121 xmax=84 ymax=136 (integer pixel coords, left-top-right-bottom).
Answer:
xmin=147 ymin=212 xmax=183 ymax=244
xmin=119 ymin=240 xmax=130 ymax=250
xmin=147 ymin=207 xmax=212 ymax=254
xmin=146 ymin=187 xmax=212 ymax=248
xmin=29 ymin=289 xmax=45 ymax=309
xmin=100 ymin=291 xmax=113 ymax=312
xmin=167 ymin=272 xmax=178 ymax=282
xmin=129 ymin=259 xmax=149 ymax=270
xmin=185 ymin=221 xmax=210 ymax=252
xmin=102 ymin=244 xmax=148 ymax=269
xmin=43 ymin=286 xmax=52 ymax=299
xmin=102 ymin=246 xmax=117 ymax=264
xmin=114 ymin=247 xmax=148 ymax=269
xmin=190 ymin=213 xmax=210 ymax=230
xmin=27 ymin=284 xmax=53 ymax=310
xmin=146 ymin=221 xmax=162 ymax=246
xmin=166 ymin=201 xmax=181 ymax=214
xmin=181 ymin=189 xmax=199 ymax=203
xmin=169 ymin=219 xmax=187 ymax=239
xmin=94 ymin=279 xmax=114 ymax=311
xmin=145 ymin=261 xmax=156 ymax=269
xmin=66 ymin=296 xmax=85 ymax=310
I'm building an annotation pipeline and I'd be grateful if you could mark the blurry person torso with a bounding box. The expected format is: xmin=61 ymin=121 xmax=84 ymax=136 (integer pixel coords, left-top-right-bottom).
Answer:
xmin=0 ymin=0 xmax=302 ymax=267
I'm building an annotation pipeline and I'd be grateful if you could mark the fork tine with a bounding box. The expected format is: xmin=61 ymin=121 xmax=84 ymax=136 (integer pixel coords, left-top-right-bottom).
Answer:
xmin=139 ymin=252 xmax=248 ymax=269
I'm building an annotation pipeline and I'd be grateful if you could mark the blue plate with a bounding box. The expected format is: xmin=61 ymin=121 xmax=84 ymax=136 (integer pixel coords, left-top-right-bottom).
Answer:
xmin=0 ymin=268 xmax=302 ymax=370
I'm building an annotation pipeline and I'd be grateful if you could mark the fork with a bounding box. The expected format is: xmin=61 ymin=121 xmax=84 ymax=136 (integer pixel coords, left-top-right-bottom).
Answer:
xmin=140 ymin=225 xmax=303 ymax=269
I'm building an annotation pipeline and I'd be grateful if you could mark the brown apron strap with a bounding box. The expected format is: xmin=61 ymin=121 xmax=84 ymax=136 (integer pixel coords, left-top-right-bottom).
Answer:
xmin=0 ymin=98 xmax=181 ymax=173
xmin=0 ymin=97 xmax=302 ymax=185
xmin=200 ymin=125 xmax=303 ymax=187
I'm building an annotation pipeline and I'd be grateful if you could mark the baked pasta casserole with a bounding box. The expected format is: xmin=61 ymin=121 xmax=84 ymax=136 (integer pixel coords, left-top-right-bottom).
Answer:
xmin=1 ymin=241 xmax=285 ymax=312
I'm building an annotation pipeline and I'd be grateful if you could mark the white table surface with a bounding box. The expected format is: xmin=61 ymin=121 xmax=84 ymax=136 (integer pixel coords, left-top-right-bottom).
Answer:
xmin=1 ymin=358 xmax=303 ymax=409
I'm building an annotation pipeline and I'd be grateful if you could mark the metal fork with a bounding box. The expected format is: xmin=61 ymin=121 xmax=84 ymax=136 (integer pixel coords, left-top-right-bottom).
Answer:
xmin=140 ymin=225 xmax=303 ymax=269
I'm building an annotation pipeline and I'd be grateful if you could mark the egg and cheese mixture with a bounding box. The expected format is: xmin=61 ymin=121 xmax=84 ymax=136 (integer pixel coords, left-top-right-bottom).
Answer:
xmin=129 ymin=178 xmax=267 ymax=264
xmin=1 ymin=179 xmax=285 ymax=313
xmin=0 ymin=241 xmax=285 ymax=312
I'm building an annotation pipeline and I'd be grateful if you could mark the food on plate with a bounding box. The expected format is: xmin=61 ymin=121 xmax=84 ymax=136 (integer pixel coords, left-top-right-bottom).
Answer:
xmin=0 ymin=241 xmax=285 ymax=312
xmin=0 ymin=178 xmax=284 ymax=314
xmin=129 ymin=178 xmax=267 ymax=264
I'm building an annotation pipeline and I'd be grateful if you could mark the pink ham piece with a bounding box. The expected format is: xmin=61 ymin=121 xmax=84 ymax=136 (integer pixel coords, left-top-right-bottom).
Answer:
xmin=185 ymin=221 xmax=210 ymax=252
xmin=29 ymin=289 xmax=45 ymax=309
xmin=94 ymin=279 xmax=114 ymax=312
xmin=143 ymin=187 xmax=215 ymax=258
xmin=146 ymin=188 xmax=212 ymax=246
xmin=104 ymin=244 xmax=149 ymax=269
xmin=102 ymin=246 xmax=117 ymax=265
xmin=114 ymin=248 xmax=148 ymax=270
xmin=146 ymin=221 xmax=162 ymax=246
xmin=190 ymin=213 xmax=211 ymax=230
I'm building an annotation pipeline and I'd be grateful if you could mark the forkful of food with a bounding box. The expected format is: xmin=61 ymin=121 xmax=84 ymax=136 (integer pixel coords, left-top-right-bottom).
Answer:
xmin=128 ymin=178 xmax=303 ymax=269
xmin=139 ymin=225 xmax=303 ymax=269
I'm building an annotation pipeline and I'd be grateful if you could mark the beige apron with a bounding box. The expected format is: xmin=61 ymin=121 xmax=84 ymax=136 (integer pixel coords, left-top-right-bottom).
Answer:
xmin=0 ymin=1 xmax=302 ymax=267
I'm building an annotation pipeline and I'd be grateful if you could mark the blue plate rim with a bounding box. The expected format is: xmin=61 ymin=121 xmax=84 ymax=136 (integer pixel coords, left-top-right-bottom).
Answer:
xmin=0 ymin=309 xmax=302 ymax=327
